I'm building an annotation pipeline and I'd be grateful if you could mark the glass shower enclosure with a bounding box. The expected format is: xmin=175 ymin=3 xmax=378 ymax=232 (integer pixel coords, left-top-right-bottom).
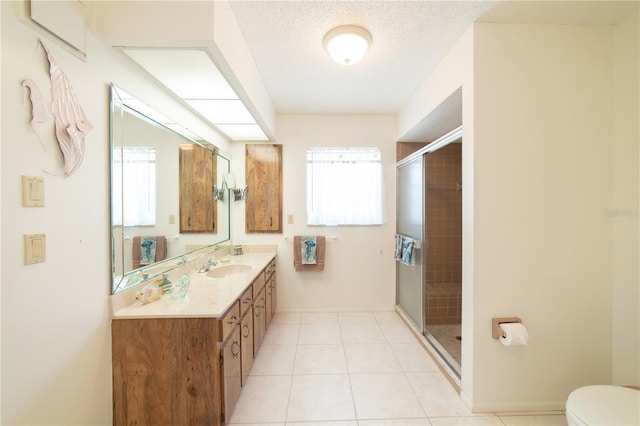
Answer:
xmin=396 ymin=127 xmax=463 ymax=378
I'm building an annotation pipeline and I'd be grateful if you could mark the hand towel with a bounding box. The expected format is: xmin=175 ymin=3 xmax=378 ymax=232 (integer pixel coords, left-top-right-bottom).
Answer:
xmin=394 ymin=234 xmax=404 ymax=260
xmin=132 ymin=236 xmax=167 ymax=270
xmin=294 ymin=235 xmax=325 ymax=271
xmin=139 ymin=236 xmax=157 ymax=265
xmin=401 ymin=238 xmax=415 ymax=266
xmin=301 ymin=236 xmax=317 ymax=264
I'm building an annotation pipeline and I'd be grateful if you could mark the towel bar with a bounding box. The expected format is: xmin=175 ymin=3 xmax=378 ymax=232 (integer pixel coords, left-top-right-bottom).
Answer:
xmin=283 ymin=234 xmax=337 ymax=240
xmin=124 ymin=235 xmax=179 ymax=241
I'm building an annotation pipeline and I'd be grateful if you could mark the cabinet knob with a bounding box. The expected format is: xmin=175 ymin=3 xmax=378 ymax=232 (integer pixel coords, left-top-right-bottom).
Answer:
xmin=242 ymin=324 xmax=250 ymax=338
xmin=231 ymin=341 xmax=240 ymax=357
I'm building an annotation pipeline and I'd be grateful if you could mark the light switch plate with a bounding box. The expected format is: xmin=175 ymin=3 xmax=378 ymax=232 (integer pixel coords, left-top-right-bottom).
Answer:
xmin=24 ymin=233 xmax=46 ymax=265
xmin=22 ymin=175 xmax=44 ymax=207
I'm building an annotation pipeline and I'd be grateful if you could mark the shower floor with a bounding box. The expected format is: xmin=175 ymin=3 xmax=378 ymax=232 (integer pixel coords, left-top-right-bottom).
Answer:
xmin=425 ymin=323 xmax=461 ymax=366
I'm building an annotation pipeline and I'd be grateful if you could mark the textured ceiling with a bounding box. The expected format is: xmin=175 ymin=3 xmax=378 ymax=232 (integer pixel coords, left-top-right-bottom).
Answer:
xmin=229 ymin=0 xmax=638 ymax=117
xmin=229 ymin=1 xmax=496 ymax=115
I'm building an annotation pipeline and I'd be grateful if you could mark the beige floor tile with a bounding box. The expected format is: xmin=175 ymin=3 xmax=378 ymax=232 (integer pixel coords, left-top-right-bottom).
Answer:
xmin=429 ymin=415 xmax=504 ymax=425
xmin=298 ymin=323 xmax=342 ymax=345
xmin=359 ymin=419 xmax=431 ymax=425
xmin=286 ymin=374 xmax=356 ymax=422
xmin=340 ymin=323 xmax=386 ymax=344
xmin=497 ymin=414 xmax=567 ymax=425
xmin=272 ymin=312 xmax=302 ymax=324
xmin=293 ymin=344 xmax=348 ymax=374
xmin=262 ymin=323 xmax=300 ymax=346
xmin=374 ymin=311 xmax=405 ymax=324
xmin=230 ymin=423 xmax=285 ymax=426
xmin=251 ymin=345 xmax=297 ymax=375
xmin=301 ymin=312 xmax=339 ymax=323
xmin=380 ymin=322 xmax=420 ymax=343
xmin=286 ymin=421 xmax=358 ymax=426
xmin=350 ymin=373 xmax=426 ymax=419
xmin=389 ymin=343 xmax=441 ymax=372
xmin=344 ymin=343 xmax=402 ymax=373
xmin=406 ymin=372 xmax=472 ymax=417
xmin=338 ymin=312 xmax=378 ymax=323
xmin=229 ymin=375 xmax=291 ymax=424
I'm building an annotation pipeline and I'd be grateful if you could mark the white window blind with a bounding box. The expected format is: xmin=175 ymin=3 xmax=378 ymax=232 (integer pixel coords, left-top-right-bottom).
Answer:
xmin=306 ymin=147 xmax=383 ymax=226
xmin=112 ymin=147 xmax=156 ymax=226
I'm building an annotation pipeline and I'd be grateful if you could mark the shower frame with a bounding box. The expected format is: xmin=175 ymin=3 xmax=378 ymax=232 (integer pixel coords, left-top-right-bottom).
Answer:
xmin=396 ymin=126 xmax=463 ymax=379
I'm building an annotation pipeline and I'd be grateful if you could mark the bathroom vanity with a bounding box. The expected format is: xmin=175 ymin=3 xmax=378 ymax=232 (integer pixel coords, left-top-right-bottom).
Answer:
xmin=111 ymin=249 xmax=277 ymax=425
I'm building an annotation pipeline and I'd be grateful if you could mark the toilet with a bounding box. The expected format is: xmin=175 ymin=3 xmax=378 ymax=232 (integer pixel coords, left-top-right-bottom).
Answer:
xmin=566 ymin=385 xmax=640 ymax=425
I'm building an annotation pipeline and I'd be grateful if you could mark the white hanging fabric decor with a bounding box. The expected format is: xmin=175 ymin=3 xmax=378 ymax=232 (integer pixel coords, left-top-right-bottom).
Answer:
xmin=22 ymin=39 xmax=93 ymax=177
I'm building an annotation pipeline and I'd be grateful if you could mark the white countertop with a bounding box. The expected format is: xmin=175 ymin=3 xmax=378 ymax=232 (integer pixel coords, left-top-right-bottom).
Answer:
xmin=112 ymin=252 xmax=276 ymax=319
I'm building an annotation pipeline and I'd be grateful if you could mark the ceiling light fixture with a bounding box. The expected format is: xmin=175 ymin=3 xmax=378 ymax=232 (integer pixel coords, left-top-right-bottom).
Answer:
xmin=323 ymin=25 xmax=372 ymax=66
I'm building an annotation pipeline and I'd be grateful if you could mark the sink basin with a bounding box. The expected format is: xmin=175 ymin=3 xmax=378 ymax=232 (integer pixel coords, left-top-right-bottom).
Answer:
xmin=206 ymin=264 xmax=252 ymax=279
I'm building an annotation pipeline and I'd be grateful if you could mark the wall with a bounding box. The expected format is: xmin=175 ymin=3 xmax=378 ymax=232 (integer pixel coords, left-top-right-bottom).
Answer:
xmin=0 ymin=2 xmax=227 ymax=424
xmin=471 ymin=23 xmax=615 ymax=411
xmin=611 ymin=11 xmax=639 ymax=386
xmin=230 ymin=115 xmax=397 ymax=312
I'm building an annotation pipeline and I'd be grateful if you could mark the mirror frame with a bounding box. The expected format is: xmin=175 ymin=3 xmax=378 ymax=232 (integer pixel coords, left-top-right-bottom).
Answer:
xmin=109 ymin=84 xmax=231 ymax=294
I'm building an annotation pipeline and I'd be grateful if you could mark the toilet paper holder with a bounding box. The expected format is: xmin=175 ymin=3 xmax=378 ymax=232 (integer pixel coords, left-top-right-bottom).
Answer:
xmin=492 ymin=317 xmax=522 ymax=339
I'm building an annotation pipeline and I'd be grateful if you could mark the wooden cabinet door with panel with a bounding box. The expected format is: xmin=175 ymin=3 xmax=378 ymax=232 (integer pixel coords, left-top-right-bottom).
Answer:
xmin=179 ymin=143 xmax=217 ymax=233
xmin=245 ymin=144 xmax=282 ymax=233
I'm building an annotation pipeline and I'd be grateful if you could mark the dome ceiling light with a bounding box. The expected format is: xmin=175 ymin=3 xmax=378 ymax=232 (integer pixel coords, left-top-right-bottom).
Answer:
xmin=323 ymin=25 xmax=372 ymax=66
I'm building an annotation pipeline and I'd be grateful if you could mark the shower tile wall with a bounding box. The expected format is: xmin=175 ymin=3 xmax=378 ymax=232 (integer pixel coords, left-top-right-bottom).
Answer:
xmin=425 ymin=143 xmax=462 ymax=326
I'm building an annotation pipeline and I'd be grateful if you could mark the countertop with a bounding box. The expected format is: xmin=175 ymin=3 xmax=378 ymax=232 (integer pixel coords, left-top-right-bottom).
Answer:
xmin=111 ymin=251 xmax=276 ymax=319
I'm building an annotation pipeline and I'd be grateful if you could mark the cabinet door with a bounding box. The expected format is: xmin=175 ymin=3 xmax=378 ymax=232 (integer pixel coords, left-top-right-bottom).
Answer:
xmin=179 ymin=143 xmax=217 ymax=233
xmin=265 ymin=276 xmax=273 ymax=327
xmin=253 ymin=286 xmax=267 ymax=356
xmin=221 ymin=326 xmax=242 ymax=423
xmin=240 ymin=309 xmax=254 ymax=386
xmin=245 ymin=144 xmax=282 ymax=233
xmin=270 ymin=273 xmax=277 ymax=319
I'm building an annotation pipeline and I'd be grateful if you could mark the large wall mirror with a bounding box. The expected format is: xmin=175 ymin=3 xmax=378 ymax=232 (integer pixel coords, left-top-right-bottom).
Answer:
xmin=110 ymin=84 xmax=231 ymax=294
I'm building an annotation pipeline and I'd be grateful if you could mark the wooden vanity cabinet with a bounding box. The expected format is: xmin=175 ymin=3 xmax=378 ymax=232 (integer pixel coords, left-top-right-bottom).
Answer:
xmin=112 ymin=318 xmax=223 ymax=426
xmin=111 ymin=256 xmax=277 ymax=426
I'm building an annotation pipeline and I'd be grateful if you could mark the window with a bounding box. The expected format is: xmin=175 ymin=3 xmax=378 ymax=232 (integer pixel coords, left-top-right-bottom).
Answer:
xmin=306 ymin=147 xmax=383 ymax=225
xmin=112 ymin=147 xmax=156 ymax=226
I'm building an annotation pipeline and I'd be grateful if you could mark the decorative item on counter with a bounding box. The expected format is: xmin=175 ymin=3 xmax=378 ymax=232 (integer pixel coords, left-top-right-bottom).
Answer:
xmin=135 ymin=283 xmax=164 ymax=304
xmin=171 ymin=275 xmax=191 ymax=300
xmin=233 ymin=245 xmax=243 ymax=256
xmin=126 ymin=274 xmax=142 ymax=287
xmin=159 ymin=272 xmax=173 ymax=293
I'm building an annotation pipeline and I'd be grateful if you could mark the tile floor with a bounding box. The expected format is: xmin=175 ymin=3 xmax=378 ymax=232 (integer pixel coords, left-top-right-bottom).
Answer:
xmin=228 ymin=311 xmax=567 ymax=426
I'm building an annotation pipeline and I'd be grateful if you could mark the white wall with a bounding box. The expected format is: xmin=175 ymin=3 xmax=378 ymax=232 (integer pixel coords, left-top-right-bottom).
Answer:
xmin=0 ymin=2 xmax=226 ymax=423
xmin=471 ymin=23 xmax=616 ymax=411
xmin=230 ymin=115 xmax=398 ymax=311
xmin=611 ymin=11 xmax=639 ymax=386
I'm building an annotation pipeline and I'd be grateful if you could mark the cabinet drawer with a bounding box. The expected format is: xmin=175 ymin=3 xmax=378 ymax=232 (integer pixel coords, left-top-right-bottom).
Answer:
xmin=252 ymin=273 xmax=266 ymax=299
xmin=266 ymin=258 xmax=276 ymax=279
xmin=220 ymin=301 xmax=240 ymax=342
xmin=240 ymin=286 xmax=253 ymax=316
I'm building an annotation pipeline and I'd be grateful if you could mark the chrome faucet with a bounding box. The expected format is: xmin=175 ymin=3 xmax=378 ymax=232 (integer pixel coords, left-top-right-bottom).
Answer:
xmin=198 ymin=258 xmax=217 ymax=273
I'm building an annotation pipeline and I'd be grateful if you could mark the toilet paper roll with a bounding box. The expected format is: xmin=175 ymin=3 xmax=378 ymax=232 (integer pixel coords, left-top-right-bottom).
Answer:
xmin=499 ymin=322 xmax=529 ymax=346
